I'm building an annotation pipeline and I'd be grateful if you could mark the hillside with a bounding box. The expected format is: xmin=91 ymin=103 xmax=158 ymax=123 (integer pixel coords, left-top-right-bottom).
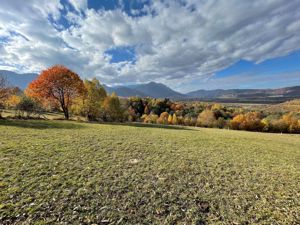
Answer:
xmin=2 ymin=68 xmax=300 ymax=102
xmin=0 ymin=70 xmax=37 ymax=90
xmin=103 ymin=84 xmax=147 ymax=97
xmin=129 ymin=82 xmax=185 ymax=98
xmin=104 ymin=82 xmax=185 ymax=99
xmin=265 ymin=99 xmax=300 ymax=113
xmin=0 ymin=120 xmax=299 ymax=224
xmin=187 ymin=86 xmax=300 ymax=99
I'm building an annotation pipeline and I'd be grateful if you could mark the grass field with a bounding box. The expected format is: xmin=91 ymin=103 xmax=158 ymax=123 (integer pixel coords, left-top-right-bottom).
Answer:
xmin=0 ymin=120 xmax=299 ymax=224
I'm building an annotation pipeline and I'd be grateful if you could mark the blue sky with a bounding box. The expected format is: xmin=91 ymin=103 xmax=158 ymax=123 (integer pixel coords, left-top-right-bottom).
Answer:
xmin=0 ymin=0 xmax=300 ymax=92
xmin=216 ymin=52 xmax=300 ymax=79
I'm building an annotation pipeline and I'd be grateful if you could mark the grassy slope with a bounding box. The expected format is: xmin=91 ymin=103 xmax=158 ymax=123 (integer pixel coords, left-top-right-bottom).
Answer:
xmin=0 ymin=120 xmax=299 ymax=224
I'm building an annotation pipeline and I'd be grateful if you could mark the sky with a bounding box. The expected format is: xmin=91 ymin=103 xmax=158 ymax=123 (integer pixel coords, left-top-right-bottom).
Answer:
xmin=0 ymin=0 xmax=300 ymax=92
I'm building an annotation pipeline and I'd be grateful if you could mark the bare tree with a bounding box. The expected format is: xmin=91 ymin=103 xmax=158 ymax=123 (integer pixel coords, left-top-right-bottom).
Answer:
xmin=0 ymin=75 xmax=13 ymax=117
xmin=0 ymin=75 xmax=10 ymax=102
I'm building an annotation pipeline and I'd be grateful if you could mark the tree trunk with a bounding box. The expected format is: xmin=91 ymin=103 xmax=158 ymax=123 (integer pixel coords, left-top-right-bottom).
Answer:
xmin=59 ymin=98 xmax=69 ymax=120
xmin=62 ymin=106 xmax=69 ymax=120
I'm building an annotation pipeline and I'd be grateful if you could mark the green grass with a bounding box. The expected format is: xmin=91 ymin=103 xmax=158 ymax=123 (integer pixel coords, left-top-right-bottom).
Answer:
xmin=0 ymin=120 xmax=299 ymax=224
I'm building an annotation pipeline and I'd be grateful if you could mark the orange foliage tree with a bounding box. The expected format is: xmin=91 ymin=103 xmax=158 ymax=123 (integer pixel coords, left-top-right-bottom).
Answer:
xmin=231 ymin=112 xmax=264 ymax=131
xmin=6 ymin=95 xmax=21 ymax=108
xmin=26 ymin=65 xmax=84 ymax=119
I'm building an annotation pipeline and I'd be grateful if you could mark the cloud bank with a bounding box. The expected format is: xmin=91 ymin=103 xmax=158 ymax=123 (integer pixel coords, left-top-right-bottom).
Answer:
xmin=0 ymin=0 xmax=300 ymax=90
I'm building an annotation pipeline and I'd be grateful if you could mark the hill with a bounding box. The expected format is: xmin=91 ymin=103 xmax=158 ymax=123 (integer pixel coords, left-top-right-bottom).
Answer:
xmin=187 ymin=86 xmax=300 ymax=101
xmin=0 ymin=70 xmax=37 ymax=90
xmin=265 ymin=98 xmax=300 ymax=113
xmin=0 ymin=119 xmax=299 ymax=224
xmin=1 ymin=69 xmax=184 ymax=99
xmin=104 ymin=82 xmax=185 ymax=99
xmin=127 ymin=81 xmax=185 ymax=98
xmin=2 ymin=69 xmax=300 ymax=102
xmin=103 ymin=84 xmax=147 ymax=97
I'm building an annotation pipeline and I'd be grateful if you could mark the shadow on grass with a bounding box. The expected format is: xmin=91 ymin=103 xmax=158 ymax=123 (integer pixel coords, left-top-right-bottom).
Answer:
xmin=104 ymin=122 xmax=198 ymax=131
xmin=0 ymin=118 xmax=196 ymax=131
xmin=0 ymin=119 xmax=84 ymax=130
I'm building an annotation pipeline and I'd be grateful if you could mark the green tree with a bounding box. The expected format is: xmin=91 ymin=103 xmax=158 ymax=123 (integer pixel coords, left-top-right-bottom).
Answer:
xmin=16 ymin=96 xmax=43 ymax=118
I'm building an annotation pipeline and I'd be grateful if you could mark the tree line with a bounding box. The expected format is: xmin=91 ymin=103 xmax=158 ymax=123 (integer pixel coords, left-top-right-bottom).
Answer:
xmin=1 ymin=65 xmax=300 ymax=133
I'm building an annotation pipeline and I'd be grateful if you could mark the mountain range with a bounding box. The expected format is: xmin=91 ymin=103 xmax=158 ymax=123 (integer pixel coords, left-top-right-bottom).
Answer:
xmin=104 ymin=82 xmax=185 ymax=99
xmin=0 ymin=70 xmax=37 ymax=90
xmin=1 ymin=69 xmax=300 ymax=102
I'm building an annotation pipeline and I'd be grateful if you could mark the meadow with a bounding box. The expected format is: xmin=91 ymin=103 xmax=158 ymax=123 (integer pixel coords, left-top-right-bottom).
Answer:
xmin=0 ymin=119 xmax=299 ymax=224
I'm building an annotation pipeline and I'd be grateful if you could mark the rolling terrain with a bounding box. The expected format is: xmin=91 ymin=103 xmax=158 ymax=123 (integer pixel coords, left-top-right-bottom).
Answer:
xmin=2 ymin=69 xmax=300 ymax=102
xmin=0 ymin=70 xmax=37 ymax=90
xmin=0 ymin=120 xmax=299 ymax=224
xmin=103 ymin=82 xmax=184 ymax=98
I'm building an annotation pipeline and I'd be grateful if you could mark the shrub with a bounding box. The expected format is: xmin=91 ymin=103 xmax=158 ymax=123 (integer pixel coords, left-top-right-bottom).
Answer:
xmin=168 ymin=114 xmax=173 ymax=124
xmin=230 ymin=112 xmax=264 ymax=131
xmin=215 ymin=117 xmax=226 ymax=128
xmin=183 ymin=117 xmax=191 ymax=126
xmin=197 ymin=110 xmax=217 ymax=127
xmin=143 ymin=113 xmax=158 ymax=124
xmin=157 ymin=112 xmax=169 ymax=124
xmin=172 ymin=114 xmax=178 ymax=125
xmin=269 ymin=119 xmax=289 ymax=133
xmin=5 ymin=95 xmax=21 ymax=109
xmin=16 ymin=96 xmax=43 ymax=118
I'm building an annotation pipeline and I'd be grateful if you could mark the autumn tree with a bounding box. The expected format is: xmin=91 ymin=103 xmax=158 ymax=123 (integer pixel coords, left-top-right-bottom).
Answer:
xmin=0 ymin=76 xmax=19 ymax=117
xmin=0 ymin=77 xmax=18 ymax=104
xmin=172 ymin=113 xmax=178 ymax=125
xmin=128 ymin=97 xmax=145 ymax=117
xmin=168 ymin=114 xmax=173 ymax=124
xmin=144 ymin=105 xmax=150 ymax=115
xmin=127 ymin=106 xmax=137 ymax=122
xmin=197 ymin=109 xmax=217 ymax=127
xmin=0 ymin=76 xmax=9 ymax=103
xmin=142 ymin=113 xmax=158 ymax=124
xmin=157 ymin=112 xmax=169 ymax=124
xmin=26 ymin=65 xmax=84 ymax=119
xmin=6 ymin=95 xmax=21 ymax=109
xmin=183 ymin=117 xmax=191 ymax=126
xmin=151 ymin=98 xmax=171 ymax=115
xmin=74 ymin=78 xmax=107 ymax=121
xmin=103 ymin=92 xmax=124 ymax=121
xmin=230 ymin=112 xmax=264 ymax=131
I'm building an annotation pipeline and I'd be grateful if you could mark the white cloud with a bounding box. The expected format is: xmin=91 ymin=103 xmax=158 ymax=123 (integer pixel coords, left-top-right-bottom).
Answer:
xmin=68 ymin=0 xmax=87 ymax=13
xmin=0 ymin=0 xmax=300 ymax=91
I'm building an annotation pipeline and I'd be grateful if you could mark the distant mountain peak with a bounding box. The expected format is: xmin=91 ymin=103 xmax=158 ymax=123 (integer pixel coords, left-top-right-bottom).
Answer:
xmin=2 ymin=69 xmax=300 ymax=102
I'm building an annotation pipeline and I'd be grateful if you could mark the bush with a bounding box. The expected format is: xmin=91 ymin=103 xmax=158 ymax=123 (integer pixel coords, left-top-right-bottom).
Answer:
xmin=16 ymin=96 xmax=43 ymax=118
xmin=6 ymin=95 xmax=21 ymax=109
xmin=143 ymin=113 xmax=159 ymax=124
xmin=269 ymin=119 xmax=289 ymax=133
xmin=267 ymin=113 xmax=300 ymax=133
xmin=157 ymin=112 xmax=169 ymax=124
xmin=215 ymin=117 xmax=226 ymax=128
xmin=197 ymin=110 xmax=217 ymax=127
xmin=230 ymin=112 xmax=264 ymax=131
